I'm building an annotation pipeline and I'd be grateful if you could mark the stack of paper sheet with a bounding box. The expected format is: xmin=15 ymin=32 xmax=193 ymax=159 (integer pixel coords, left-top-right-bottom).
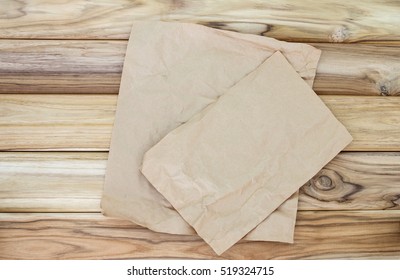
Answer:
xmin=102 ymin=21 xmax=352 ymax=255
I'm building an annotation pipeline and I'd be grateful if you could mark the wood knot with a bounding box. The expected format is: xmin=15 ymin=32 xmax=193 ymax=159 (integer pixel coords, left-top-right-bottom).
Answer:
xmin=380 ymin=77 xmax=400 ymax=96
xmin=301 ymin=169 xmax=363 ymax=203
xmin=314 ymin=175 xmax=333 ymax=191
xmin=383 ymin=194 xmax=400 ymax=210
xmin=380 ymin=85 xmax=389 ymax=96
xmin=329 ymin=26 xmax=349 ymax=43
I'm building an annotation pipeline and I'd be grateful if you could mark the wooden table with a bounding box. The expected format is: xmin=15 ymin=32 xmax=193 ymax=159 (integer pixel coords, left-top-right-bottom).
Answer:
xmin=0 ymin=0 xmax=399 ymax=259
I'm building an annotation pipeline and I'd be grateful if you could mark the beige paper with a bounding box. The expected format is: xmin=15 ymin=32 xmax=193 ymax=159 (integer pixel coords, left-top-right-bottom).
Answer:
xmin=141 ymin=51 xmax=353 ymax=255
xmin=102 ymin=21 xmax=321 ymax=241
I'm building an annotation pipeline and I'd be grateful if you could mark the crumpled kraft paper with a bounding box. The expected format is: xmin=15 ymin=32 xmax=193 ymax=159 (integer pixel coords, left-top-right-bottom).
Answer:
xmin=101 ymin=20 xmax=321 ymax=241
xmin=141 ymin=51 xmax=353 ymax=255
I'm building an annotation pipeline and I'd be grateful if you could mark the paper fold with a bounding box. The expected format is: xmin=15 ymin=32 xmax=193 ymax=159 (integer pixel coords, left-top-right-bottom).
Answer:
xmin=102 ymin=21 xmax=323 ymax=244
xmin=141 ymin=52 xmax=352 ymax=254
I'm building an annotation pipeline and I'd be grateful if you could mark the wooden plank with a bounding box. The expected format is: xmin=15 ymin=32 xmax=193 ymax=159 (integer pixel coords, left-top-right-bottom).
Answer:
xmin=1 ymin=40 xmax=399 ymax=96
xmin=299 ymin=152 xmax=400 ymax=211
xmin=1 ymin=95 xmax=399 ymax=151
xmin=0 ymin=40 xmax=125 ymax=94
xmin=0 ymin=94 xmax=116 ymax=151
xmin=1 ymin=0 xmax=399 ymax=42
xmin=0 ymin=152 xmax=105 ymax=212
xmin=0 ymin=211 xmax=399 ymax=259
xmin=322 ymin=96 xmax=400 ymax=151
xmin=1 ymin=152 xmax=399 ymax=212
xmin=312 ymin=43 xmax=400 ymax=96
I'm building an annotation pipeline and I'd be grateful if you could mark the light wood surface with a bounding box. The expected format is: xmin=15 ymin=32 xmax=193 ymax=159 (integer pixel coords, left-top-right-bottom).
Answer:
xmin=0 ymin=211 xmax=399 ymax=259
xmin=1 ymin=40 xmax=399 ymax=96
xmin=1 ymin=95 xmax=399 ymax=151
xmin=1 ymin=0 xmax=400 ymax=260
xmin=323 ymin=96 xmax=400 ymax=151
xmin=0 ymin=40 xmax=125 ymax=94
xmin=0 ymin=94 xmax=116 ymax=151
xmin=1 ymin=152 xmax=399 ymax=213
xmin=1 ymin=0 xmax=399 ymax=42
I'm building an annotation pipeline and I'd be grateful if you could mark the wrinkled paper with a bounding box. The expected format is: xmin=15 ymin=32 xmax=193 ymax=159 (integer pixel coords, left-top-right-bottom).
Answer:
xmin=141 ymin=52 xmax=353 ymax=254
xmin=102 ymin=21 xmax=322 ymax=242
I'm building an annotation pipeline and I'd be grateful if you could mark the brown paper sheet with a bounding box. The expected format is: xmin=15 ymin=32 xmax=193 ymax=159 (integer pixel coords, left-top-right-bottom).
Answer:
xmin=141 ymin=51 xmax=353 ymax=255
xmin=101 ymin=21 xmax=321 ymax=241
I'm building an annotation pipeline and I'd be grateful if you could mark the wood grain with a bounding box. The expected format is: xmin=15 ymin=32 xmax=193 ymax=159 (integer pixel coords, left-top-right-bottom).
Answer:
xmin=312 ymin=43 xmax=400 ymax=96
xmin=1 ymin=40 xmax=399 ymax=96
xmin=322 ymin=96 xmax=400 ymax=151
xmin=1 ymin=0 xmax=399 ymax=262
xmin=1 ymin=152 xmax=399 ymax=213
xmin=0 ymin=94 xmax=116 ymax=151
xmin=0 ymin=211 xmax=399 ymax=259
xmin=1 ymin=0 xmax=399 ymax=42
xmin=1 ymin=95 xmax=399 ymax=151
xmin=300 ymin=152 xmax=400 ymax=211
xmin=0 ymin=152 xmax=105 ymax=212
xmin=0 ymin=40 xmax=125 ymax=94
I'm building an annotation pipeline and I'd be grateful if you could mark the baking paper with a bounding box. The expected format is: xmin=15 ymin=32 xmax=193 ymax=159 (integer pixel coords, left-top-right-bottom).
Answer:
xmin=141 ymin=51 xmax=353 ymax=254
xmin=102 ymin=21 xmax=321 ymax=242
